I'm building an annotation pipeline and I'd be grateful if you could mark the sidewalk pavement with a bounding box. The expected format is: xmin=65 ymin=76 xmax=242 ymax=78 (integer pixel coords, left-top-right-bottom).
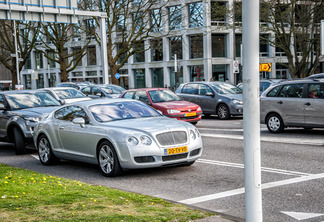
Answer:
xmin=194 ymin=215 xmax=237 ymax=222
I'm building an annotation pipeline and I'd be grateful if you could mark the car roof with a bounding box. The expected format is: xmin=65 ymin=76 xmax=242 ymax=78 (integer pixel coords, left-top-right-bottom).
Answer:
xmin=274 ymin=79 xmax=324 ymax=85
xmin=64 ymin=98 xmax=135 ymax=107
xmin=0 ymin=89 xmax=47 ymax=94
xmin=124 ymin=88 xmax=168 ymax=92
xmin=42 ymin=87 xmax=78 ymax=91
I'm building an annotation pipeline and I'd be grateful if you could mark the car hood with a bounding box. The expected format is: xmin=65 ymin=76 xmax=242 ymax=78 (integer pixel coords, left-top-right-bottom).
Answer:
xmin=153 ymin=100 xmax=199 ymax=111
xmin=64 ymin=97 xmax=91 ymax=103
xmin=12 ymin=106 xmax=60 ymax=118
xmin=101 ymin=116 xmax=191 ymax=134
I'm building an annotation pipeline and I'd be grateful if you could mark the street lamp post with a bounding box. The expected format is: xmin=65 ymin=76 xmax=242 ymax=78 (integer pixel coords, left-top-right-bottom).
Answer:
xmin=13 ymin=21 xmax=20 ymax=86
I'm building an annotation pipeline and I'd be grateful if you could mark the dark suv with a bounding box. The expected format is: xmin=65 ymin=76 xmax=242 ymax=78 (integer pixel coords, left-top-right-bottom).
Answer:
xmin=175 ymin=81 xmax=243 ymax=120
xmin=260 ymin=79 xmax=324 ymax=133
xmin=0 ymin=90 xmax=61 ymax=154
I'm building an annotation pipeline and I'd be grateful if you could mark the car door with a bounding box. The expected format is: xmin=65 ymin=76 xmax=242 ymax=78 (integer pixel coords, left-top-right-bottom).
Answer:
xmin=304 ymin=83 xmax=324 ymax=126
xmin=275 ymin=83 xmax=305 ymax=126
xmin=0 ymin=94 xmax=9 ymax=139
xmin=195 ymin=84 xmax=217 ymax=113
xmin=55 ymin=106 xmax=95 ymax=156
xmin=177 ymin=83 xmax=199 ymax=103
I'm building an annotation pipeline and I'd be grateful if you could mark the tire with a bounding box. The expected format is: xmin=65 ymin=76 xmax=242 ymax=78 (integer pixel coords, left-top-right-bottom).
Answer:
xmin=266 ymin=113 xmax=284 ymax=133
xmin=217 ymin=104 xmax=230 ymax=120
xmin=13 ymin=127 xmax=26 ymax=155
xmin=38 ymin=135 xmax=58 ymax=165
xmin=98 ymin=141 xmax=121 ymax=177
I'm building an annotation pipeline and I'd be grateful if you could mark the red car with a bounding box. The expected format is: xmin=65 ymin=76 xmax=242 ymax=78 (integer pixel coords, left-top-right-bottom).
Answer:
xmin=120 ymin=88 xmax=202 ymax=125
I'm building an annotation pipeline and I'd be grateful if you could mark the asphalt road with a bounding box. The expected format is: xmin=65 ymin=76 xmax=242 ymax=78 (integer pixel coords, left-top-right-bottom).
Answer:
xmin=1 ymin=116 xmax=324 ymax=222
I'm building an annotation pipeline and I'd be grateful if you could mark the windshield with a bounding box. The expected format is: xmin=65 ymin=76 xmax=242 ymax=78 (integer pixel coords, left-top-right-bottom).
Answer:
xmin=210 ymin=82 xmax=242 ymax=94
xmin=54 ymin=89 xmax=87 ymax=99
xmin=101 ymin=85 xmax=125 ymax=94
xmin=89 ymin=101 xmax=161 ymax=122
xmin=6 ymin=92 xmax=61 ymax=110
xmin=148 ymin=90 xmax=181 ymax=103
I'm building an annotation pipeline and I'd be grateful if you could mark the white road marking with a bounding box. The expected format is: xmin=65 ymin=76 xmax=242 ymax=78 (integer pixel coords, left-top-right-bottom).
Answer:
xmin=281 ymin=211 xmax=324 ymax=220
xmin=200 ymin=133 xmax=324 ymax=146
xmin=179 ymin=172 xmax=324 ymax=204
xmin=198 ymin=159 xmax=311 ymax=176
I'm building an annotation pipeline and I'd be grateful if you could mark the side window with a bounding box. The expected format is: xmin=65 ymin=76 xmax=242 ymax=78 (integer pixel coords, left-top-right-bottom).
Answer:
xmin=123 ymin=91 xmax=134 ymax=99
xmin=182 ymin=84 xmax=198 ymax=94
xmin=134 ymin=91 xmax=150 ymax=104
xmin=92 ymin=87 xmax=102 ymax=96
xmin=266 ymin=86 xmax=280 ymax=97
xmin=307 ymin=83 xmax=322 ymax=99
xmin=81 ymin=87 xmax=91 ymax=95
xmin=198 ymin=84 xmax=213 ymax=95
xmin=55 ymin=106 xmax=90 ymax=124
xmin=278 ymin=84 xmax=303 ymax=98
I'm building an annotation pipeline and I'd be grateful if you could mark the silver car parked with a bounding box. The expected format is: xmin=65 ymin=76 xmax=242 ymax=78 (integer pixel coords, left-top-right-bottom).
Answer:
xmin=0 ymin=90 xmax=61 ymax=154
xmin=175 ymin=81 xmax=243 ymax=120
xmin=260 ymin=79 xmax=324 ymax=133
xmin=33 ymin=99 xmax=203 ymax=177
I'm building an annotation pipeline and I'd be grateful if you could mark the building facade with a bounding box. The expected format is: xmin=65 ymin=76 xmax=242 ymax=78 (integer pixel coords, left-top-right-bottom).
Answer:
xmin=19 ymin=0 xmax=324 ymax=90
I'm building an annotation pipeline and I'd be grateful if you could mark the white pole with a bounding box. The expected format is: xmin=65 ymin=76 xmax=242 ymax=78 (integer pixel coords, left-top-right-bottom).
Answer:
xmin=242 ymin=0 xmax=262 ymax=221
xmin=174 ymin=54 xmax=177 ymax=71
xmin=100 ymin=16 xmax=109 ymax=84
xmin=14 ymin=21 xmax=20 ymax=85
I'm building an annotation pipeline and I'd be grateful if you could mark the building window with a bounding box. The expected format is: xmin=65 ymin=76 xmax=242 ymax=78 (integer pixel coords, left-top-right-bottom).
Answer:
xmin=234 ymin=2 xmax=242 ymax=23
xmin=117 ymin=43 xmax=128 ymax=64
xmin=72 ymin=47 xmax=82 ymax=66
xmin=169 ymin=5 xmax=182 ymax=30
xmin=260 ymin=34 xmax=269 ymax=57
xmin=189 ymin=2 xmax=203 ymax=28
xmin=87 ymin=46 xmax=96 ymax=66
xmin=190 ymin=65 xmax=204 ymax=81
xmin=134 ymin=69 xmax=146 ymax=88
xmin=86 ymin=71 xmax=97 ymax=76
xmin=36 ymin=74 xmax=44 ymax=89
xmin=134 ymin=41 xmax=145 ymax=63
xmin=190 ymin=35 xmax=203 ymax=59
xmin=25 ymin=56 xmax=31 ymax=69
xmin=152 ymin=68 xmax=164 ymax=88
xmin=211 ymin=2 xmax=227 ymax=26
xmin=85 ymin=19 xmax=96 ymax=39
xmin=35 ymin=52 xmax=43 ymax=69
xmin=151 ymin=9 xmax=162 ymax=32
xmin=169 ymin=66 xmax=183 ymax=91
xmin=212 ymin=34 xmax=227 ymax=57
xmin=170 ymin=36 xmax=182 ymax=60
xmin=116 ymin=14 xmax=126 ymax=32
xmin=151 ymin=38 xmax=163 ymax=61
xmin=235 ymin=34 xmax=242 ymax=58
xmin=212 ymin=65 xmax=227 ymax=82
xmin=49 ymin=73 xmax=56 ymax=87
xmin=47 ymin=51 xmax=56 ymax=68
xmin=73 ymin=72 xmax=83 ymax=77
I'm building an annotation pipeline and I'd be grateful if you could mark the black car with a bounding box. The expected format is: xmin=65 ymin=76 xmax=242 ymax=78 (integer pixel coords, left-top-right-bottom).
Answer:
xmin=0 ymin=90 xmax=61 ymax=154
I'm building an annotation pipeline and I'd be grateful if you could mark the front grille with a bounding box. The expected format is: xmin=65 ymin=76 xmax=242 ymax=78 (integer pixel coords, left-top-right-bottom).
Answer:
xmin=162 ymin=153 xmax=188 ymax=161
xmin=156 ymin=131 xmax=187 ymax=146
xmin=190 ymin=148 xmax=201 ymax=157
xmin=134 ymin=156 xmax=155 ymax=163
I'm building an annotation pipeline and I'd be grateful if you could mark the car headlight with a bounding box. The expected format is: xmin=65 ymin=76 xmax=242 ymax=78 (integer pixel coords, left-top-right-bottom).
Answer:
xmin=23 ymin=117 xmax=41 ymax=122
xmin=190 ymin=129 xmax=197 ymax=140
xmin=195 ymin=128 xmax=200 ymax=137
xmin=197 ymin=106 xmax=202 ymax=112
xmin=140 ymin=135 xmax=152 ymax=146
xmin=127 ymin=136 xmax=139 ymax=146
xmin=232 ymin=99 xmax=243 ymax=105
xmin=167 ymin=109 xmax=181 ymax=114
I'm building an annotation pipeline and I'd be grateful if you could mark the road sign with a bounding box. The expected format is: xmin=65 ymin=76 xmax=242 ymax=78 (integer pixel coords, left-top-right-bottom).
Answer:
xmin=115 ymin=73 xmax=120 ymax=79
xmin=259 ymin=63 xmax=271 ymax=72
xmin=233 ymin=60 xmax=239 ymax=73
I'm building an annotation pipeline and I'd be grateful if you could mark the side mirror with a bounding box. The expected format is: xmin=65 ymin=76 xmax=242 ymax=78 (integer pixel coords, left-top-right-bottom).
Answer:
xmin=96 ymin=93 xmax=102 ymax=97
xmin=72 ymin=117 xmax=85 ymax=128
xmin=60 ymin=99 xmax=66 ymax=105
xmin=205 ymin=92 xmax=214 ymax=97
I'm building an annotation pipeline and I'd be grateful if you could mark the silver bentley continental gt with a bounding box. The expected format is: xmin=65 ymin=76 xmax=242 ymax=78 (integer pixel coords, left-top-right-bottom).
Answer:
xmin=33 ymin=98 xmax=203 ymax=177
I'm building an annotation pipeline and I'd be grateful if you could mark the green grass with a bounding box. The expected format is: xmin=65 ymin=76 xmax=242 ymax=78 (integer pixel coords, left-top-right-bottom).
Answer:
xmin=0 ymin=164 xmax=213 ymax=221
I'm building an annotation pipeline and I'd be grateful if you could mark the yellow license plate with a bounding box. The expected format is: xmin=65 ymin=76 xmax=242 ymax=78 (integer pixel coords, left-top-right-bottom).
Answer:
xmin=164 ymin=146 xmax=188 ymax=155
xmin=185 ymin=112 xmax=196 ymax=117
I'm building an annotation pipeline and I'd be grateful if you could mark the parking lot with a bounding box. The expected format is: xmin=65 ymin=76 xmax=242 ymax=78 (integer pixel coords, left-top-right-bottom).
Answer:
xmin=1 ymin=116 xmax=324 ymax=221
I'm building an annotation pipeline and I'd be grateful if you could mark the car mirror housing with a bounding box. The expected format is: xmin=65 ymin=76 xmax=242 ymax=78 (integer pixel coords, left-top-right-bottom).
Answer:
xmin=0 ymin=103 xmax=6 ymax=110
xmin=205 ymin=92 xmax=214 ymax=97
xmin=72 ymin=117 xmax=85 ymax=127
xmin=60 ymin=99 xmax=66 ymax=105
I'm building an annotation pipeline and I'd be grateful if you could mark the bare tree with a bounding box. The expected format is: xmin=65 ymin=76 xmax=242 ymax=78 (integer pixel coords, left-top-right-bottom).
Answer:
xmin=34 ymin=22 xmax=91 ymax=82
xmin=260 ymin=0 xmax=324 ymax=78
xmin=80 ymin=0 xmax=170 ymax=85
xmin=0 ymin=21 xmax=40 ymax=87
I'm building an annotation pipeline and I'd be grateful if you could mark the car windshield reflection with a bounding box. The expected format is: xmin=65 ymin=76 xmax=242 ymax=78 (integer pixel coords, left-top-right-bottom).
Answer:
xmin=54 ymin=89 xmax=87 ymax=99
xmin=6 ymin=92 xmax=60 ymax=110
xmin=211 ymin=83 xmax=242 ymax=94
xmin=89 ymin=101 xmax=161 ymax=122
xmin=148 ymin=90 xmax=182 ymax=103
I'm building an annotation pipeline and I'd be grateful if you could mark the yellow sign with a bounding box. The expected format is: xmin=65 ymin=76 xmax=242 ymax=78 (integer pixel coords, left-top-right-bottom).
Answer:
xmin=259 ymin=63 xmax=271 ymax=72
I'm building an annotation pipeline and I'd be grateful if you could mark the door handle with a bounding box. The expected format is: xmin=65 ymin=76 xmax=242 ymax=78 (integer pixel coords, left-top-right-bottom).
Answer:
xmin=277 ymin=101 xmax=283 ymax=104
xmin=59 ymin=126 xmax=64 ymax=130
xmin=305 ymin=102 xmax=311 ymax=106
